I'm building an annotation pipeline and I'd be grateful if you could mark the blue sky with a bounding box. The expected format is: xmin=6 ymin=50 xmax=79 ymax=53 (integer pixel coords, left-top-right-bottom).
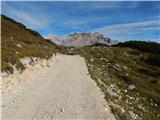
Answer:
xmin=1 ymin=1 xmax=160 ymax=42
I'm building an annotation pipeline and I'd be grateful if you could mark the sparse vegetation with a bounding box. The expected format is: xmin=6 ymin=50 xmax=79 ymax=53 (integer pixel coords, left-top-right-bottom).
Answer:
xmin=114 ymin=41 xmax=160 ymax=67
xmin=75 ymin=46 xmax=160 ymax=120
xmin=85 ymin=43 xmax=109 ymax=47
xmin=57 ymin=44 xmax=160 ymax=120
xmin=143 ymin=54 xmax=160 ymax=67
xmin=1 ymin=15 xmax=56 ymax=73
xmin=1 ymin=14 xmax=26 ymax=28
xmin=113 ymin=40 xmax=160 ymax=54
xmin=27 ymin=28 xmax=42 ymax=37
xmin=1 ymin=15 xmax=160 ymax=120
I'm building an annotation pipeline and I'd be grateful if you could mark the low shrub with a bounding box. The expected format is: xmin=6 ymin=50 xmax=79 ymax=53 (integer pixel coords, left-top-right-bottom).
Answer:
xmin=113 ymin=41 xmax=160 ymax=54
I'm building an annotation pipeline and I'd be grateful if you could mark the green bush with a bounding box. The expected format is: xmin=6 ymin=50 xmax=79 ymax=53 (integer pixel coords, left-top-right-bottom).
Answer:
xmin=85 ymin=43 xmax=109 ymax=47
xmin=144 ymin=54 xmax=160 ymax=67
xmin=113 ymin=41 xmax=160 ymax=54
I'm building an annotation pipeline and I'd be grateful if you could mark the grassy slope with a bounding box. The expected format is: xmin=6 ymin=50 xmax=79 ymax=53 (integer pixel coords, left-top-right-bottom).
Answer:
xmin=76 ymin=45 xmax=160 ymax=120
xmin=1 ymin=14 xmax=160 ymax=120
xmin=57 ymin=43 xmax=160 ymax=120
xmin=1 ymin=15 xmax=56 ymax=73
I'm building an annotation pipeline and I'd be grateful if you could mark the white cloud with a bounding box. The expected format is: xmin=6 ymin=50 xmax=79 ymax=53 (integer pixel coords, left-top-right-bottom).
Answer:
xmin=143 ymin=27 xmax=160 ymax=31
xmin=75 ymin=1 xmax=141 ymax=11
xmin=92 ymin=20 xmax=160 ymax=42
xmin=94 ymin=20 xmax=159 ymax=31
xmin=2 ymin=2 xmax=51 ymax=29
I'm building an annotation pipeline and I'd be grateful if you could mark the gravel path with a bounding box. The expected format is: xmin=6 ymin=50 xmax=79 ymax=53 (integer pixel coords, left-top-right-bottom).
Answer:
xmin=2 ymin=54 xmax=116 ymax=120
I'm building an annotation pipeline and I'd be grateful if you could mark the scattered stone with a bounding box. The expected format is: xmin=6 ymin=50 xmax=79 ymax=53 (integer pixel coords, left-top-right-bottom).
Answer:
xmin=1 ymin=72 xmax=9 ymax=77
xmin=10 ymin=101 xmax=14 ymax=105
xmin=10 ymin=36 xmax=13 ymax=40
xmin=123 ymin=52 xmax=128 ymax=57
xmin=16 ymin=51 xmax=19 ymax=54
xmin=100 ymin=58 xmax=105 ymax=61
xmin=128 ymin=84 xmax=136 ymax=90
xmin=126 ymin=73 xmax=129 ymax=76
xmin=123 ymin=66 xmax=128 ymax=70
xmin=155 ymin=103 xmax=158 ymax=107
xmin=16 ymin=44 xmax=22 ymax=48
xmin=110 ymin=84 xmax=114 ymax=88
xmin=47 ymin=65 xmax=50 ymax=67
xmin=45 ymin=45 xmax=48 ymax=48
xmin=90 ymin=59 xmax=94 ymax=62
xmin=124 ymin=89 xmax=127 ymax=93
xmin=151 ymin=103 xmax=154 ymax=106
xmin=139 ymin=54 xmax=143 ymax=57
xmin=14 ymin=90 xmax=17 ymax=94
xmin=115 ymin=64 xmax=120 ymax=67
xmin=60 ymin=108 xmax=65 ymax=113
xmin=121 ymin=108 xmax=125 ymax=113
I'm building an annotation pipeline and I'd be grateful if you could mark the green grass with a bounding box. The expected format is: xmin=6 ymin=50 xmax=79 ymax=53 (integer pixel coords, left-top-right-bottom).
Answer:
xmin=2 ymin=14 xmax=160 ymax=120
xmin=1 ymin=15 xmax=56 ymax=73
xmin=74 ymin=46 xmax=160 ymax=120
xmin=1 ymin=14 xmax=26 ymax=29
xmin=113 ymin=40 xmax=160 ymax=54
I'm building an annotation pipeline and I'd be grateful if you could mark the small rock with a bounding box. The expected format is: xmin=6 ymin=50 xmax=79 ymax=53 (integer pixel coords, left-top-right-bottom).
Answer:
xmin=110 ymin=84 xmax=114 ymax=88
xmin=1 ymin=72 xmax=9 ymax=77
xmin=139 ymin=54 xmax=143 ymax=57
xmin=90 ymin=59 xmax=94 ymax=62
xmin=155 ymin=103 xmax=158 ymax=107
xmin=45 ymin=45 xmax=48 ymax=48
xmin=10 ymin=101 xmax=14 ymax=105
xmin=121 ymin=108 xmax=125 ymax=113
xmin=123 ymin=52 xmax=128 ymax=56
xmin=128 ymin=84 xmax=136 ymax=90
xmin=123 ymin=66 xmax=128 ymax=70
xmin=126 ymin=73 xmax=129 ymax=76
xmin=60 ymin=108 xmax=65 ymax=113
xmin=124 ymin=89 xmax=127 ymax=93
xmin=115 ymin=64 xmax=120 ymax=67
xmin=47 ymin=65 xmax=50 ymax=67
xmin=14 ymin=90 xmax=17 ymax=94
xmin=16 ymin=44 xmax=22 ymax=48
xmin=10 ymin=36 xmax=13 ymax=40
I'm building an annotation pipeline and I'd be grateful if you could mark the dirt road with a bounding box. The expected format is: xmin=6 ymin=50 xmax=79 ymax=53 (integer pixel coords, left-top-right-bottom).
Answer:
xmin=2 ymin=54 xmax=115 ymax=119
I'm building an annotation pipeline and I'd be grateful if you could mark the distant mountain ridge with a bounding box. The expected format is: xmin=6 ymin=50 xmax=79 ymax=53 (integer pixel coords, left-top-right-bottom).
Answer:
xmin=45 ymin=32 xmax=119 ymax=47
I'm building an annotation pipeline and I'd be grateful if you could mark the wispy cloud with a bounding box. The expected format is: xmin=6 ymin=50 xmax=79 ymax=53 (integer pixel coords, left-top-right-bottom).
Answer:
xmin=75 ymin=1 xmax=141 ymax=11
xmin=93 ymin=20 xmax=160 ymax=42
xmin=94 ymin=20 xmax=159 ymax=31
xmin=2 ymin=2 xmax=51 ymax=29
xmin=2 ymin=1 xmax=160 ymax=42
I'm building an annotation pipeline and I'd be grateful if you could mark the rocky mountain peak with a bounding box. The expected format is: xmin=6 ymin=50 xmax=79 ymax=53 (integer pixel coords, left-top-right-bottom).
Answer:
xmin=45 ymin=32 xmax=118 ymax=47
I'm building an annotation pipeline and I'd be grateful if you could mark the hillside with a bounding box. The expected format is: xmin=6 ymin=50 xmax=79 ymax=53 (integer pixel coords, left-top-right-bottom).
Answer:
xmin=1 ymin=15 xmax=160 ymax=120
xmin=56 ymin=42 xmax=160 ymax=120
xmin=1 ymin=15 xmax=56 ymax=73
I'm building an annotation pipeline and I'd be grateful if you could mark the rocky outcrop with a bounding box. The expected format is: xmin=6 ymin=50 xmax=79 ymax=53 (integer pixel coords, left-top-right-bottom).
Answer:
xmin=44 ymin=34 xmax=66 ymax=45
xmin=45 ymin=32 xmax=118 ymax=47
